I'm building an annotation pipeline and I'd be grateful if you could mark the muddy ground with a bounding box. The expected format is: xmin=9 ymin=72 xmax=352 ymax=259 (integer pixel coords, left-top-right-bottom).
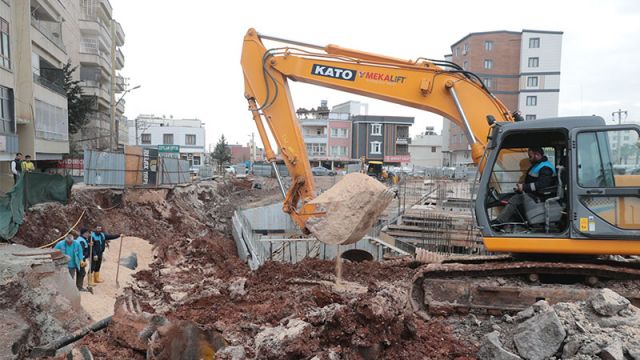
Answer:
xmin=11 ymin=176 xmax=477 ymax=359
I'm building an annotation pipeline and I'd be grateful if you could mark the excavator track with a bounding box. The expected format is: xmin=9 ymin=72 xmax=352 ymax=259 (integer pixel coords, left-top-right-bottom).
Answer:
xmin=410 ymin=258 xmax=640 ymax=318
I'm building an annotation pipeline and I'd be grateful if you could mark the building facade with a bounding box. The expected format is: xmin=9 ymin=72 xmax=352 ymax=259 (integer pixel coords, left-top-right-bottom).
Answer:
xmin=352 ymin=115 xmax=413 ymax=166
xmin=409 ymin=126 xmax=443 ymax=167
xmin=442 ymin=29 xmax=562 ymax=166
xmin=0 ymin=0 xmax=127 ymax=192
xmin=77 ymin=0 xmax=127 ymax=151
xmin=129 ymin=115 xmax=206 ymax=170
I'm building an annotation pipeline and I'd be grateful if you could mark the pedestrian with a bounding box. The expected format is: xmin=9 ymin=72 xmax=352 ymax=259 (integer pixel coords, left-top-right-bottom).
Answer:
xmin=54 ymin=234 xmax=85 ymax=291
xmin=76 ymin=228 xmax=91 ymax=289
xmin=21 ymin=155 xmax=35 ymax=172
xmin=10 ymin=152 xmax=22 ymax=184
xmin=90 ymin=225 xmax=121 ymax=284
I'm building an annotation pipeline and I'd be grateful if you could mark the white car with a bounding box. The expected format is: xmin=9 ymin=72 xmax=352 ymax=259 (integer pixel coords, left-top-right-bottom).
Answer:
xmin=224 ymin=165 xmax=236 ymax=174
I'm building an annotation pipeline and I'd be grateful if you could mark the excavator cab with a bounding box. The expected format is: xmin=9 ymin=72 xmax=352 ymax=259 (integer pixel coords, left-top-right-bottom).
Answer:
xmin=476 ymin=116 xmax=640 ymax=255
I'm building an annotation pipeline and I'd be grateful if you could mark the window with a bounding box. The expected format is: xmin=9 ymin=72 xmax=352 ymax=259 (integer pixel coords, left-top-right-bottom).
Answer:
xmin=484 ymin=59 xmax=493 ymax=69
xmin=371 ymin=124 xmax=382 ymax=136
xmin=330 ymin=146 xmax=347 ymax=157
xmin=529 ymin=37 xmax=540 ymax=48
xmin=482 ymin=78 xmax=492 ymax=88
xmin=431 ymin=146 xmax=437 ymax=153
xmin=331 ymin=128 xmax=348 ymax=138
xmin=0 ymin=18 xmax=10 ymax=69
xmin=463 ymin=61 xmax=468 ymax=70
xmin=370 ymin=141 xmax=381 ymax=154
xmin=526 ymin=96 xmax=537 ymax=106
xmin=528 ymin=57 xmax=539 ymax=68
xmin=463 ymin=43 xmax=469 ymax=54
xmin=141 ymin=133 xmax=151 ymax=144
xmin=34 ymin=99 xmax=68 ymax=141
xmin=185 ymin=134 xmax=196 ymax=145
xmin=0 ymin=86 xmax=13 ymax=134
xmin=577 ymin=128 xmax=640 ymax=229
xmin=525 ymin=114 xmax=537 ymax=121
xmin=484 ymin=40 xmax=493 ymax=52
xmin=193 ymin=156 xmax=201 ymax=166
xmin=527 ymin=76 xmax=539 ymax=87
xmin=455 ymin=47 xmax=460 ymax=56
xmin=307 ymin=143 xmax=326 ymax=156
xmin=163 ymin=133 xmax=174 ymax=145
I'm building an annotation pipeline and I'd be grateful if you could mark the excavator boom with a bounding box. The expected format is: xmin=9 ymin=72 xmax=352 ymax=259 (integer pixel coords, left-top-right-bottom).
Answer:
xmin=241 ymin=28 xmax=513 ymax=244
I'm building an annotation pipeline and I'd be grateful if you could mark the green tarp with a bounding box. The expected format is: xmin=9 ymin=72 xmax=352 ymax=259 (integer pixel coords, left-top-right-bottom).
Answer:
xmin=0 ymin=172 xmax=74 ymax=240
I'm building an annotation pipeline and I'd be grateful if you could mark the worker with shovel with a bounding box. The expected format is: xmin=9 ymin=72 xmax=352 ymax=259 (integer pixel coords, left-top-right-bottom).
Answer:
xmin=90 ymin=225 xmax=121 ymax=284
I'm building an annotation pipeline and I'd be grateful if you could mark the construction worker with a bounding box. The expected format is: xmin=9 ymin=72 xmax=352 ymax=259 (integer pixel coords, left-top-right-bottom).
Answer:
xmin=90 ymin=225 xmax=121 ymax=283
xmin=76 ymin=228 xmax=91 ymax=289
xmin=21 ymin=155 xmax=35 ymax=172
xmin=54 ymin=234 xmax=85 ymax=291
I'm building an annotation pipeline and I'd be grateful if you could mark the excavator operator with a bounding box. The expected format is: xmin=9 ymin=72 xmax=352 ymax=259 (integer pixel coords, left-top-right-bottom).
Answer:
xmin=492 ymin=147 xmax=557 ymax=227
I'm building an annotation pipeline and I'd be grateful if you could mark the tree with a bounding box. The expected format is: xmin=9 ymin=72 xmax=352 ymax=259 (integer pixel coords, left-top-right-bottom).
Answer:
xmin=211 ymin=134 xmax=231 ymax=173
xmin=63 ymin=61 xmax=96 ymax=135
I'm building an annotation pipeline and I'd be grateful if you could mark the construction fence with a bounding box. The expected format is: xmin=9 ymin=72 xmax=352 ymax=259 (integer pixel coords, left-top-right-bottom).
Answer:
xmin=82 ymin=146 xmax=191 ymax=187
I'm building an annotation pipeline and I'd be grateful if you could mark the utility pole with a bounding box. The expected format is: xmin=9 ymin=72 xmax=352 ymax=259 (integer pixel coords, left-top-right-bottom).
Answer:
xmin=109 ymin=19 xmax=117 ymax=151
xmin=612 ymin=109 xmax=628 ymax=163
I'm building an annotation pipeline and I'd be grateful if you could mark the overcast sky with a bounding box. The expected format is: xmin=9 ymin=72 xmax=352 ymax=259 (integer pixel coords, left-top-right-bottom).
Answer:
xmin=110 ymin=0 xmax=640 ymax=149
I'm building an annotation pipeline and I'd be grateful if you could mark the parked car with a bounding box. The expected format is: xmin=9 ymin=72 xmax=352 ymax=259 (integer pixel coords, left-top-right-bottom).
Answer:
xmin=311 ymin=166 xmax=336 ymax=176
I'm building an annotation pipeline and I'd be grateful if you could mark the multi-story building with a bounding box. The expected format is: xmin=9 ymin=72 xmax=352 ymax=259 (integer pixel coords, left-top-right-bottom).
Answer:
xmin=351 ymin=115 xmax=413 ymax=166
xmin=409 ymin=126 xmax=443 ymax=167
xmin=297 ymin=100 xmax=354 ymax=169
xmin=442 ymin=29 xmax=563 ymax=166
xmin=77 ymin=0 xmax=127 ymax=151
xmin=0 ymin=0 xmax=127 ymax=192
xmin=128 ymin=115 xmax=206 ymax=170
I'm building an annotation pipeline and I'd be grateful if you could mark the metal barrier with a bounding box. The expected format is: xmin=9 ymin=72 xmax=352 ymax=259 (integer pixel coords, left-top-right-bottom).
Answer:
xmin=82 ymin=150 xmax=191 ymax=188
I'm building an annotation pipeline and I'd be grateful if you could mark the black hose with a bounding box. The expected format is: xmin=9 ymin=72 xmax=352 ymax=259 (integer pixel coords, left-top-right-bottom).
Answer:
xmin=29 ymin=316 xmax=112 ymax=357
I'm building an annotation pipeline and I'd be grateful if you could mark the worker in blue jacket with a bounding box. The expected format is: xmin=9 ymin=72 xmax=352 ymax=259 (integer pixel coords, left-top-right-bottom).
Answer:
xmin=90 ymin=225 xmax=121 ymax=284
xmin=75 ymin=228 xmax=91 ymax=289
xmin=494 ymin=147 xmax=557 ymax=225
xmin=54 ymin=234 xmax=86 ymax=291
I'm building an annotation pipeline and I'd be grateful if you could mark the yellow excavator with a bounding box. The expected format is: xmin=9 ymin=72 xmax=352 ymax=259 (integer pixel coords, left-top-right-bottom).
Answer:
xmin=241 ymin=29 xmax=640 ymax=313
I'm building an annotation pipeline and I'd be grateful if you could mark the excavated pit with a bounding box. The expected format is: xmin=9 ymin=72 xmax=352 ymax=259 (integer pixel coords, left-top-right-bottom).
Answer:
xmin=5 ymin=177 xmax=478 ymax=359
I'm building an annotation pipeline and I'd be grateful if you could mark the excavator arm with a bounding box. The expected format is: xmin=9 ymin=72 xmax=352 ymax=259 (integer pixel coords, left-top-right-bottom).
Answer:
xmin=241 ymin=28 xmax=513 ymax=243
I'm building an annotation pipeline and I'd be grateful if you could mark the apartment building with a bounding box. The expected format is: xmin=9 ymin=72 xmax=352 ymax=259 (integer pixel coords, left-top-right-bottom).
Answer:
xmin=352 ymin=115 xmax=413 ymax=166
xmin=297 ymin=100 xmax=354 ymax=169
xmin=77 ymin=0 xmax=127 ymax=151
xmin=409 ymin=126 xmax=443 ymax=167
xmin=0 ymin=0 xmax=127 ymax=192
xmin=442 ymin=29 xmax=563 ymax=166
xmin=129 ymin=115 xmax=206 ymax=170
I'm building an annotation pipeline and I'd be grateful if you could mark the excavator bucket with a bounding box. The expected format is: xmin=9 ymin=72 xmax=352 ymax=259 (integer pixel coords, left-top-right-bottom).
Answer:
xmin=305 ymin=173 xmax=395 ymax=245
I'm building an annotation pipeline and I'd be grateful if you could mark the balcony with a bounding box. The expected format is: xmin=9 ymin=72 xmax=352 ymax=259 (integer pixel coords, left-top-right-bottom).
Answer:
xmin=33 ymin=71 xmax=66 ymax=96
xmin=31 ymin=16 xmax=66 ymax=51
xmin=99 ymin=0 xmax=113 ymax=20
xmin=115 ymin=75 xmax=126 ymax=92
xmin=115 ymin=21 xmax=125 ymax=46
xmin=79 ymin=49 xmax=112 ymax=75
xmin=79 ymin=19 xmax=112 ymax=52
xmin=115 ymin=48 xmax=124 ymax=69
xmin=116 ymin=98 xmax=125 ymax=113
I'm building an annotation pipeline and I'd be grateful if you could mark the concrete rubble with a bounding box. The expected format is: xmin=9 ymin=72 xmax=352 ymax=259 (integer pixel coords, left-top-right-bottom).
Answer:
xmin=0 ymin=244 xmax=91 ymax=358
xmin=477 ymin=289 xmax=640 ymax=360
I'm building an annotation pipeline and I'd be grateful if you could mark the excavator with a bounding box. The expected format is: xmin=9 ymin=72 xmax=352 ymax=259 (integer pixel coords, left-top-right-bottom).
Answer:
xmin=241 ymin=28 xmax=640 ymax=314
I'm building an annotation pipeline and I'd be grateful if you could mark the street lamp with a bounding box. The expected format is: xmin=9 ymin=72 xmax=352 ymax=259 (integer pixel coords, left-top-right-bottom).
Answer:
xmin=112 ymin=85 xmax=141 ymax=149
